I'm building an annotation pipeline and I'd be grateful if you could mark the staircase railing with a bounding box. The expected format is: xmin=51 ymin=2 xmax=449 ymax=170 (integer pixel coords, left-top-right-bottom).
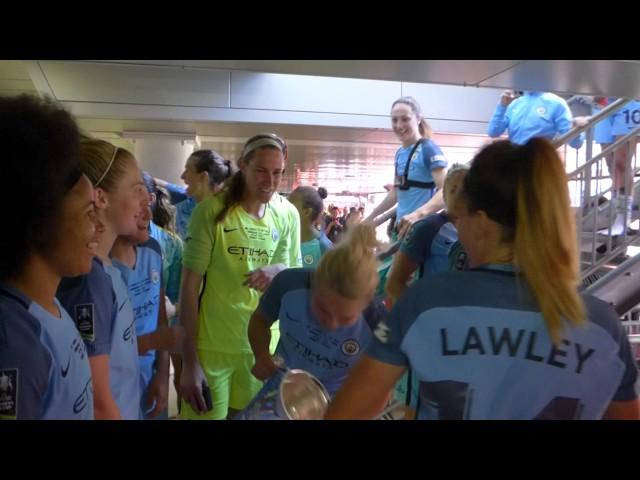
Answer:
xmin=370 ymin=97 xmax=640 ymax=286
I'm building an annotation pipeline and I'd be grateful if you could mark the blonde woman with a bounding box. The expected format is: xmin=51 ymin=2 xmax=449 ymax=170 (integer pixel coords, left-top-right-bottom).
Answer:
xmin=245 ymin=223 xmax=387 ymax=411
xmin=58 ymin=139 xmax=180 ymax=419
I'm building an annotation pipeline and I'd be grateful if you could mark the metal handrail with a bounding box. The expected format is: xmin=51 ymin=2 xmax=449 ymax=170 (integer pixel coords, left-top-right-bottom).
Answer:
xmin=371 ymin=207 xmax=397 ymax=228
xmin=581 ymin=232 xmax=640 ymax=281
xmin=371 ymin=208 xmax=400 ymax=262
xmin=628 ymin=334 xmax=640 ymax=344
xmin=567 ymin=125 xmax=640 ymax=180
xmin=553 ymin=98 xmax=632 ymax=148
xmin=576 ymin=162 xmax=640 ymax=208
xmin=370 ymin=99 xmax=637 ymax=275
xmin=577 ymin=160 xmax=640 ymax=280
xmin=571 ymin=100 xmax=640 ymax=278
xmin=376 ymin=241 xmax=401 ymax=262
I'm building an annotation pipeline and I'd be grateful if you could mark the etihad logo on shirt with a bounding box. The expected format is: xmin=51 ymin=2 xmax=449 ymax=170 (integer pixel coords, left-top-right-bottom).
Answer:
xmin=227 ymin=245 xmax=275 ymax=263
xmin=285 ymin=332 xmax=349 ymax=370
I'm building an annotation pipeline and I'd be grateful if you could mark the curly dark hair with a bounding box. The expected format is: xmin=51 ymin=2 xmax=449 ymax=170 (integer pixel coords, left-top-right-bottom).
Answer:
xmin=0 ymin=94 xmax=82 ymax=281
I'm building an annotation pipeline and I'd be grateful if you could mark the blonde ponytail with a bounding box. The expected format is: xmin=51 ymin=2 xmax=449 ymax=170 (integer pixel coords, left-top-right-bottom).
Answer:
xmin=514 ymin=139 xmax=586 ymax=343
xmin=464 ymin=138 xmax=586 ymax=345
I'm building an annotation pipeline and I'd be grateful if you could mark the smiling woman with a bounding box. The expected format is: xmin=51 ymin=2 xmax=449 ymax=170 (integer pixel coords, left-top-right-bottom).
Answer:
xmin=179 ymin=132 xmax=303 ymax=420
xmin=0 ymin=94 xmax=96 ymax=420
xmin=57 ymin=138 xmax=152 ymax=420
xmin=364 ymin=96 xmax=447 ymax=240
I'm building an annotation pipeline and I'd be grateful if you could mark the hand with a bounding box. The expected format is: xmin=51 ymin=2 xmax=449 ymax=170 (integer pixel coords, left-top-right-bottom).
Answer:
xmin=575 ymin=96 xmax=595 ymax=106
xmin=171 ymin=355 xmax=183 ymax=397
xmin=164 ymin=296 xmax=177 ymax=319
xmin=145 ymin=373 xmax=169 ymax=418
xmin=251 ymin=354 xmax=278 ymax=381
xmin=180 ymin=360 xmax=208 ymax=415
xmin=572 ymin=116 xmax=591 ymax=128
xmin=396 ymin=211 xmax=422 ymax=239
xmin=243 ymin=264 xmax=282 ymax=292
xmin=500 ymin=90 xmax=516 ymax=106
xmin=153 ymin=325 xmax=186 ymax=354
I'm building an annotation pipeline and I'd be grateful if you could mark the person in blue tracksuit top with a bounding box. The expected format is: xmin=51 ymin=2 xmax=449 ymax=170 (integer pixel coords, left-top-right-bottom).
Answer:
xmin=0 ymin=95 xmax=96 ymax=420
xmin=327 ymin=138 xmax=639 ymax=420
xmin=488 ymin=90 xmax=584 ymax=149
xmin=246 ymin=223 xmax=387 ymax=407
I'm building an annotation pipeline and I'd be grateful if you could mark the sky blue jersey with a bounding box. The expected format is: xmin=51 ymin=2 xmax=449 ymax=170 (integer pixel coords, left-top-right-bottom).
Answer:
xmin=488 ymin=92 xmax=584 ymax=149
xmin=368 ymin=265 xmax=638 ymax=420
xmin=113 ymin=238 xmax=164 ymax=416
xmin=0 ymin=284 xmax=93 ymax=419
xmin=395 ymin=139 xmax=448 ymax=220
xmin=58 ymin=257 xmax=141 ymax=420
xmin=259 ymin=268 xmax=387 ymax=397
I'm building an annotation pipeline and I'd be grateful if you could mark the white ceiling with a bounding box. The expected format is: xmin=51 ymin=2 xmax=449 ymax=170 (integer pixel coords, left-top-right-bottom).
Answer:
xmin=0 ymin=60 xmax=37 ymax=97
xmin=5 ymin=59 xmax=639 ymax=143
xmin=86 ymin=59 xmax=640 ymax=98
xmin=0 ymin=59 xmax=635 ymax=195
